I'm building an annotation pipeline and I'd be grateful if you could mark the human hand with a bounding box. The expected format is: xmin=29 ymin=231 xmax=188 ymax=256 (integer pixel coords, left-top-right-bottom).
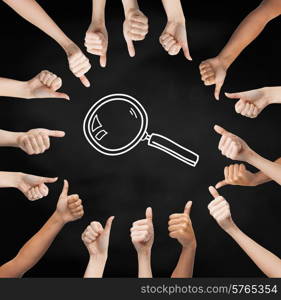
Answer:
xmin=55 ymin=180 xmax=84 ymax=223
xmin=82 ymin=217 xmax=114 ymax=257
xmin=199 ymin=56 xmax=227 ymax=100
xmin=26 ymin=70 xmax=69 ymax=100
xmin=159 ymin=21 xmax=191 ymax=60
xmin=130 ymin=207 xmax=154 ymax=254
xmin=216 ymin=164 xmax=258 ymax=188
xmin=15 ymin=173 xmax=58 ymax=201
xmin=208 ymin=186 xmax=236 ymax=232
xmin=123 ymin=8 xmax=148 ymax=57
xmin=225 ymin=88 xmax=271 ymax=118
xmin=214 ymin=125 xmax=253 ymax=162
xmin=65 ymin=43 xmax=91 ymax=87
xmin=17 ymin=128 xmax=65 ymax=155
xmin=85 ymin=23 xmax=108 ymax=67
xmin=168 ymin=201 xmax=196 ymax=248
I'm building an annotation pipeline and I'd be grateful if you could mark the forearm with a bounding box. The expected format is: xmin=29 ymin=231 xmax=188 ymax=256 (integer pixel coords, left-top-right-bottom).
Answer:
xmin=171 ymin=243 xmax=196 ymax=278
xmin=84 ymin=254 xmax=107 ymax=278
xmin=137 ymin=250 xmax=152 ymax=278
xmin=0 ymin=77 xmax=31 ymax=99
xmin=0 ymin=130 xmax=22 ymax=147
xmin=218 ymin=1 xmax=279 ymax=69
xmin=3 ymin=0 xmax=73 ymax=51
xmin=247 ymin=152 xmax=281 ymax=185
xmin=227 ymin=225 xmax=281 ymax=278
xmin=161 ymin=0 xmax=185 ymax=22
xmin=0 ymin=172 xmax=21 ymax=188
xmin=91 ymin=0 xmax=106 ymax=24
xmin=264 ymin=86 xmax=281 ymax=104
xmin=0 ymin=212 xmax=65 ymax=278
xmin=122 ymin=0 xmax=139 ymax=14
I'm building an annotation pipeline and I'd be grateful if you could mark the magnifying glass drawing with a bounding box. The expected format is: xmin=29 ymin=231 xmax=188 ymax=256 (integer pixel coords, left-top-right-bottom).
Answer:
xmin=83 ymin=94 xmax=199 ymax=167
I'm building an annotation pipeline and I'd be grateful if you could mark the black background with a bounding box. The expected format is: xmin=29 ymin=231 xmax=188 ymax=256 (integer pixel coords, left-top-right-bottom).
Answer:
xmin=0 ymin=0 xmax=280 ymax=278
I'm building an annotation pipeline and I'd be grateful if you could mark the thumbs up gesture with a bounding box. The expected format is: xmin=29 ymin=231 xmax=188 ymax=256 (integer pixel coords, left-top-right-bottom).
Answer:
xmin=26 ymin=70 xmax=70 ymax=100
xmin=55 ymin=180 xmax=84 ymax=224
xmin=168 ymin=201 xmax=196 ymax=248
xmin=208 ymin=186 xmax=235 ymax=232
xmin=214 ymin=125 xmax=253 ymax=162
xmin=17 ymin=128 xmax=65 ymax=155
xmin=130 ymin=207 xmax=154 ymax=253
xmin=82 ymin=216 xmax=115 ymax=257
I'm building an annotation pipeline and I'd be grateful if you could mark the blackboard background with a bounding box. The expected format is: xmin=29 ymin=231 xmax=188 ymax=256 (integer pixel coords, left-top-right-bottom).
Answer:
xmin=0 ymin=0 xmax=280 ymax=277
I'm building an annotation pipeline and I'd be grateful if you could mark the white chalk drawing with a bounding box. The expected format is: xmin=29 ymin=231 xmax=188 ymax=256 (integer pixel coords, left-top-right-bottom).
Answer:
xmin=83 ymin=94 xmax=199 ymax=167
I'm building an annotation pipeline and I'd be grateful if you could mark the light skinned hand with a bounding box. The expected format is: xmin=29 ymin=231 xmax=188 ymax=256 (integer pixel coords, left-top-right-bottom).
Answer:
xmin=225 ymin=88 xmax=269 ymax=118
xmin=199 ymin=56 xmax=227 ymax=100
xmin=82 ymin=217 xmax=115 ymax=257
xmin=17 ymin=128 xmax=65 ymax=155
xmin=208 ymin=186 xmax=235 ymax=232
xmin=123 ymin=8 xmax=149 ymax=57
xmin=85 ymin=24 xmax=108 ymax=67
xmin=130 ymin=207 xmax=154 ymax=253
xmin=66 ymin=44 xmax=91 ymax=87
xmin=159 ymin=21 xmax=191 ymax=60
xmin=168 ymin=201 xmax=196 ymax=247
xmin=216 ymin=164 xmax=257 ymax=189
xmin=27 ymin=70 xmax=69 ymax=100
xmin=55 ymin=180 xmax=84 ymax=223
xmin=214 ymin=125 xmax=253 ymax=162
xmin=17 ymin=174 xmax=58 ymax=201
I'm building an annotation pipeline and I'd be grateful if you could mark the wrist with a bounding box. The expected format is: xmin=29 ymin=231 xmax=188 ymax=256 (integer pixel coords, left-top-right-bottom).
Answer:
xmin=182 ymin=240 xmax=197 ymax=250
xmin=263 ymin=87 xmax=281 ymax=105
xmin=137 ymin=248 xmax=151 ymax=258
xmin=52 ymin=211 xmax=67 ymax=226
xmin=122 ymin=0 xmax=139 ymax=15
xmin=89 ymin=253 xmax=108 ymax=263
xmin=0 ymin=172 xmax=23 ymax=189
xmin=245 ymin=149 xmax=259 ymax=165
xmin=224 ymin=221 xmax=240 ymax=236
xmin=5 ymin=131 xmax=23 ymax=147
xmin=217 ymin=54 xmax=232 ymax=71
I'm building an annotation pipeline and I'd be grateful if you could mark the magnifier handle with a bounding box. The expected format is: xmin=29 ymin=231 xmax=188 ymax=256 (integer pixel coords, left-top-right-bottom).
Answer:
xmin=147 ymin=133 xmax=199 ymax=167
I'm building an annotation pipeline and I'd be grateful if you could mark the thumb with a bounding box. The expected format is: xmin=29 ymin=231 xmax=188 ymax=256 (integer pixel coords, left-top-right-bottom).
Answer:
xmin=51 ymin=92 xmax=70 ymax=101
xmin=79 ymin=75 xmax=91 ymax=88
xmin=225 ymin=92 xmax=244 ymax=100
xmin=208 ymin=186 xmax=220 ymax=198
xmin=184 ymin=201 xmax=192 ymax=215
xmin=43 ymin=176 xmax=58 ymax=184
xmin=214 ymin=124 xmax=228 ymax=136
xmin=215 ymin=180 xmax=228 ymax=189
xmin=145 ymin=207 xmax=153 ymax=220
xmin=214 ymin=81 xmax=223 ymax=100
xmin=181 ymin=42 xmax=192 ymax=61
xmin=46 ymin=130 xmax=65 ymax=138
xmin=61 ymin=179 xmax=69 ymax=197
xmin=105 ymin=216 xmax=115 ymax=232
xmin=126 ymin=38 xmax=135 ymax=57
xmin=100 ymin=54 xmax=107 ymax=68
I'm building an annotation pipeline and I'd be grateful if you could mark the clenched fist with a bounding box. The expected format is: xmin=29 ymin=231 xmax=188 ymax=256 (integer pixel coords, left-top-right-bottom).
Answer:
xmin=55 ymin=180 xmax=84 ymax=223
xmin=26 ymin=70 xmax=69 ymax=100
xmin=85 ymin=23 xmax=108 ymax=67
xmin=17 ymin=173 xmax=58 ymax=201
xmin=214 ymin=125 xmax=253 ymax=162
xmin=168 ymin=201 xmax=196 ymax=247
xmin=17 ymin=128 xmax=65 ymax=155
xmin=159 ymin=21 xmax=191 ymax=59
xmin=208 ymin=186 xmax=235 ymax=232
xmin=123 ymin=9 xmax=148 ymax=57
xmin=130 ymin=207 xmax=154 ymax=253
xmin=82 ymin=217 xmax=114 ymax=257
xmin=199 ymin=56 xmax=227 ymax=100
xmin=65 ymin=43 xmax=91 ymax=87
xmin=216 ymin=164 xmax=258 ymax=189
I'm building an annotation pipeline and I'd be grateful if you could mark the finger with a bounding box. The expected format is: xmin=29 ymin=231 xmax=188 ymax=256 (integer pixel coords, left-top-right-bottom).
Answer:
xmin=34 ymin=186 xmax=43 ymax=199
xmin=235 ymin=100 xmax=246 ymax=114
xmin=46 ymin=130 xmax=65 ymax=138
xmin=182 ymin=43 xmax=192 ymax=61
xmin=241 ymin=102 xmax=250 ymax=116
xmin=218 ymin=135 xmax=227 ymax=151
xmin=204 ymin=76 xmax=216 ymax=86
xmin=208 ymin=186 xmax=220 ymax=198
xmin=23 ymin=137 xmax=34 ymax=155
xmin=130 ymin=27 xmax=147 ymax=36
xmin=46 ymin=74 xmax=57 ymax=87
xmin=51 ymin=92 xmax=70 ymax=100
xmin=215 ymin=180 xmax=227 ymax=189
xmin=168 ymin=44 xmax=181 ymax=55
xmin=169 ymin=213 xmax=187 ymax=219
xmin=43 ymin=176 xmax=58 ymax=184
xmin=79 ymin=75 xmax=91 ymax=88
xmin=246 ymin=104 xmax=255 ymax=117
xmin=30 ymin=136 xmax=40 ymax=154
xmin=183 ymin=201 xmax=192 ymax=215
xmin=225 ymin=92 xmax=244 ymax=99
xmin=105 ymin=216 xmax=115 ymax=232
xmin=228 ymin=164 xmax=234 ymax=181
xmin=131 ymin=225 xmax=149 ymax=232
xmin=100 ymin=54 xmax=107 ymax=68
xmin=168 ymin=224 xmax=186 ymax=232
xmin=61 ymin=179 xmax=69 ymax=196
xmin=30 ymin=188 xmax=38 ymax=200
xmin=35 ymin=135 xmax=45 ymax=153
xmin=221 ymin=137 xmax=233 ymax=156
xmin=164 ymin=39 xmax=177 ymax=51
xmin=224 ymin=166 xmax=229 ymax=179
xmin=214 ymin=81 xmax=223 ymax=100
xmin=214 ymin=125 xmax=228 ymax=136
xmin=168 ymin=216 xmax=188 ymax=226
xmin=126 ymin=39 xmax=135 ymax=57
xmin=38 ymin=183 xmax=49 ymax=197
xmin=234 ymin=164 xmax=240 ymax=178
xmin=239 ymin=164 xmax=246 ymax=172
xmin=145 ymin=207 xmax=153 ymax=220
xmin=50 ymin=77 xmax=62 ymax=91
xmin=132 ymin=219 xmax=148 ymax=226
xmin=131 ymin=20 xmax=148 ymax=30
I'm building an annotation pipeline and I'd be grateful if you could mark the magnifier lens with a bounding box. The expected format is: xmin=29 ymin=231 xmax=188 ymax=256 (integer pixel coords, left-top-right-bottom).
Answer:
xmin=91 ymin=100 xmax=143 ymax=149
